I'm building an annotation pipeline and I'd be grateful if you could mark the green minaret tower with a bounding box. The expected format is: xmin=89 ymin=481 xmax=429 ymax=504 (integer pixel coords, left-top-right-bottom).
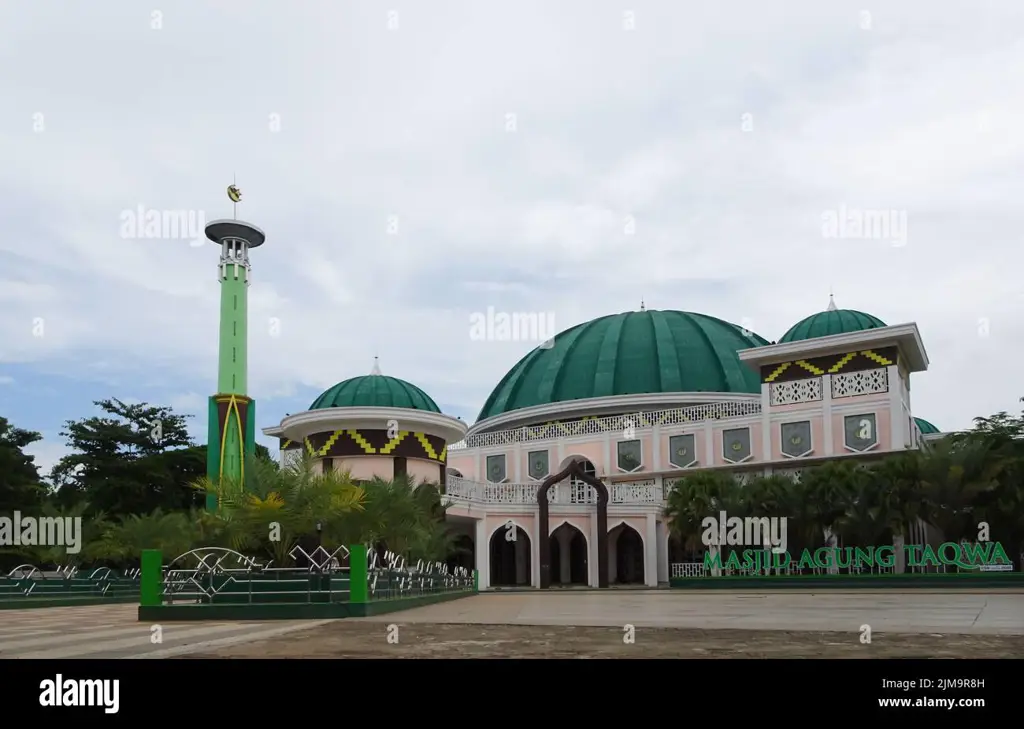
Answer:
xmin=204 ymin=187 xmax=266 ymax=509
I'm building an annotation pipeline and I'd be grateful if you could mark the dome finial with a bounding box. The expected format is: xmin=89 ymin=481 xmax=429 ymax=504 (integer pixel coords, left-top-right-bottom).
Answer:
xmin=826 ymin=290 xmax=837 ymax=312
xmin=370 ymin=356 xmax=382 ymax=376
xmin=640 ymin=299 xmax=646 ymax=312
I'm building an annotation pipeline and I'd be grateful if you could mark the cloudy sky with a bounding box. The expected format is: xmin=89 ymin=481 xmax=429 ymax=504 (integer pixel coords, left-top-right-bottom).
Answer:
xmin=1 ymin=0 xmax=1022 ymax=476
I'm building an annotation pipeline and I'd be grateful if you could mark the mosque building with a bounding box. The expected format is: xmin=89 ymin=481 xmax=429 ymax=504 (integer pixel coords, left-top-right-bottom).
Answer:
xmin=264 ymin=297 xmax=942 ymax=590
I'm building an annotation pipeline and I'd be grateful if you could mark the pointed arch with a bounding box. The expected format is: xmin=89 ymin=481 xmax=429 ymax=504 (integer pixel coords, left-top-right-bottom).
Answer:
xmin=550 ymin=518 xmax=589 ymax=547
xmin=489 ymin=518 xmax=530 ymax=542
xmin=537 ymin=460 xmax=608 ymax=588
xmin=608 ymin=519 xmax=645 ymax=549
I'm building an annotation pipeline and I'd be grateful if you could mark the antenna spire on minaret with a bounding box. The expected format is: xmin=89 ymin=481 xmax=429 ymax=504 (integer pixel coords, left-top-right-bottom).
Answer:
xmin=827 ymin=291 xmax=837 ymax=312
xmin=370 ymin=356 xmax=382 ymax=376
xmin=227 ymin=175 xmax=241 ymax=220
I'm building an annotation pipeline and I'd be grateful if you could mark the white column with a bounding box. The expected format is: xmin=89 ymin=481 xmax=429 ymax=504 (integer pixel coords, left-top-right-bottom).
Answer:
xmin=513 ymin=442 xmax=522 ymax=482
xmin=888 ymin=364 xmax=904 ymax=449
xmin=589 ymin=516 xmax=599 ymax=587
xmin=822 ymin=375 xmax=834 ymax=456
xmin=651 ymin=424 xmax=662 ymax=470
xmin=703 ymin=422 xmax=714 ymax=465
xmin=656 ymin=519 xmax=668 ymax=584
xmin=645 ymin=513 xmax=658 ymax=587
xmin=475 ymin=518 xmax=488 ymax=590
xmin=532 ymin=514 xmax=540 ymax=587
xmin=760 ymin=382 xmax=772 ymax=462
xmin=602 ymin=431 xmax=612 ymax=475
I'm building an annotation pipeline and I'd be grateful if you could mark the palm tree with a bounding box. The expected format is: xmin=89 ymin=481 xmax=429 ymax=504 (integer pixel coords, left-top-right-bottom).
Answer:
xmin=191 ymin=452 xmax=365 ymax=567
xmin=799 ymin=460 xmax=857 ymax=548
xmin=336 ymin=476 xmax=454 ymax=564
xmin=918 ymin=439 xmax=999 ymax=544
xmin=664 ymin=471 xmax=742 ymax=565
xmin=871 ymin=453 xmax=926 ymax=572
xmin=92 ymin=509 xmax=200 ymax=566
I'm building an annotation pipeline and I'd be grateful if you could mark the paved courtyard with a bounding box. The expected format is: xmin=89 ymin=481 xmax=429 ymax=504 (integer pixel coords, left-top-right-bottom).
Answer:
xmin=1 ymin=590 xmax=1021 ymax=659
xmin=0 ymin=604 xmax=326 ymax=659
xmin=357 ymin=590 xmax=1024 ymax=635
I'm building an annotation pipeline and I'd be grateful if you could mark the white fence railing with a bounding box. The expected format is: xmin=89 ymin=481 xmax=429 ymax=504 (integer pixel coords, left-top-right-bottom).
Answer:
xmin=444 ymin=475 xmax=664 ymax=505
xmin=448 ymin=399 xmax=761 ymax=451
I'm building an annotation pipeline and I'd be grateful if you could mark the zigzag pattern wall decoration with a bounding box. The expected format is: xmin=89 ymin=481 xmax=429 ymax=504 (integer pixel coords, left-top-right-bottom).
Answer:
xmin=760 ymin=347 xmax=897 ymax=383
xmin=283 ymin=429 xmax=448 ymax=464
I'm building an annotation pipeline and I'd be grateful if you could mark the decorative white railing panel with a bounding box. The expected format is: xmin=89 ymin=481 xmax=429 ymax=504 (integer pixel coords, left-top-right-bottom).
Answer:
xmin=769 ymin=377 xmax=822 ymax=405
xmin=831 ymin=367 xmax=888 ymax=399
xmin=448 ymin=399 xmax=761 ymax=451
xmin=444 ymin=476 xmax=663 ymax=506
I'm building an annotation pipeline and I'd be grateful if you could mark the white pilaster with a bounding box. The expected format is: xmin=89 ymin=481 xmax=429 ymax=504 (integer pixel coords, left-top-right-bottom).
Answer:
xmin=602 ymin=431 xmax=611 ymax=474
xmin=475 ymin=518 xmax=488 ymax=590
xmin=513 ymin=442 xmax=522 ymax=482
xmin=888 ymin=364 xmax=904 ymax=449
xmin=557 ymin=440 xmax=565 ymax=470
xmin=703 ymin=422 xmax=714 ymax=465
xmin=760 ymin=382 xmax=771 ymax=462
xmin=589 ymin=516 xmax=599 ymax=587
xmin=652 ymin=424 xmax=662 ymax=470
xmin=822 ymin=374 xmax=834 ymax=456
xmin=656 ymin=520 xmax=668 ymax=584
xmin=475 ymin=451 xmax=482 ymax=480
xmin=645 ymin=513 xmax=658 ymax=587
xmin=532 ymin=513 xmax=540 ymax=587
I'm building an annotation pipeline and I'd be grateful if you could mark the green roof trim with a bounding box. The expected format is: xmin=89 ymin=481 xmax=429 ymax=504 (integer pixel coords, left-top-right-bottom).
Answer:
xmin=477 ymin=310 xmax=768 ymax=421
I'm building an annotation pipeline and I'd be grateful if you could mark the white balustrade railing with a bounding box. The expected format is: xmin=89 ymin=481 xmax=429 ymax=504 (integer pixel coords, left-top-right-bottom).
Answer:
xmin=448 ymin=399 xmax=761 ymax=451
xmin=444 ymin=475 xmax=663 ymax=506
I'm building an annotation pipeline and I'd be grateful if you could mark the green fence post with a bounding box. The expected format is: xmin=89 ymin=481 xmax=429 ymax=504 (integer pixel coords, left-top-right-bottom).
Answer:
xmin=140 ymin=549 xmax=163 ymax=606
xmin=349 ymin=544 xmax=368 ymax=603
xmin=473 ymin=569 xmax=479 ymax=592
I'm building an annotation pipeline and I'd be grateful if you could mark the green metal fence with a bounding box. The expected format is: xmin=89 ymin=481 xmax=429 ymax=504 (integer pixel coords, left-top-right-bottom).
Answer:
xmin=0 ymin=565 xmax=141 ymax=605
xmin=142 ymin=544 xmax=476 ymax=607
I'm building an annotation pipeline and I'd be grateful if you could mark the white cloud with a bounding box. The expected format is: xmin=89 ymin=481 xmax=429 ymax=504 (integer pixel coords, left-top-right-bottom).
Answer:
xmin=0 ymin=0 xmax=1021 ymax=435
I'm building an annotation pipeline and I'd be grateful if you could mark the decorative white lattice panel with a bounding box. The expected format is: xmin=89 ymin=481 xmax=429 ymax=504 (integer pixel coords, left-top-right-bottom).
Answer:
xmin=769 ymin=377 xmax=822 ymax=405
xmin=831 ymin=367 xmax=888 ymax=399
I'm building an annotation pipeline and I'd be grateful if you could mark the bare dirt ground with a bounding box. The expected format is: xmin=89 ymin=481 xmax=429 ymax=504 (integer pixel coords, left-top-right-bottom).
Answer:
xmin=182 ymin=621 xmax=1024 ymax=658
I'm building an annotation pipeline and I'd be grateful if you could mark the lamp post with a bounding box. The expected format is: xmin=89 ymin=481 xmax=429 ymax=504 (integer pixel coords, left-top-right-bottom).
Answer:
xmin=315 ymin=521 xmax=323 ymax=550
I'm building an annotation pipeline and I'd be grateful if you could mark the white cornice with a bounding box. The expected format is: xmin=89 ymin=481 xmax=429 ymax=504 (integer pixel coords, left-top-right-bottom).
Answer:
xmin=269 ymin=407 xmax=468 ymax=443
xmin=468 ymin=392 xmax=759 ymax=436
xmin=737 ymin=323 xmax=929 ymax=372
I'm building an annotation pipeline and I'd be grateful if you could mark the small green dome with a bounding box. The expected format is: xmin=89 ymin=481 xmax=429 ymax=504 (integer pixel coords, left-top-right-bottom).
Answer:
xmin=780 ymin=297 xmax=886 ymax=343
xmin=310 ymin=366 xmax=440 ymax=412
xmin=477 ymin=309 xmax=768 ymax=422
xmin=914 ymin=417 xmax=940 ymax=435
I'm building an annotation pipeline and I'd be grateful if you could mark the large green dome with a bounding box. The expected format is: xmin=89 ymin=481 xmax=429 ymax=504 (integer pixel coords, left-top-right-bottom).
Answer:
xmin=309 ymin=372 xmax=440 ymax=412
xmin=477 ymin=310 xmax=769 ymax=422
xmin=914 ymin=417 xmax=940 ymax=435
xmin=780 ymin=298 xmax=886 ymax=343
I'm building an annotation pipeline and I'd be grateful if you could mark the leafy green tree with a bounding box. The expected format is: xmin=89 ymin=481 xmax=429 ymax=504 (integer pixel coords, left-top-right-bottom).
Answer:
xmin=49 ymin=399 xmax=206 ymax=517
xmin=0 ymin=416 xmax=47 ymax=513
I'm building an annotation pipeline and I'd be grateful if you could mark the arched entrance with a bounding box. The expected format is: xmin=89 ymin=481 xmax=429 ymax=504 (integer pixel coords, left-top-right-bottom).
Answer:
xmin=538 ymin=460 xmax=609 ymax=588
xmin=609 ymin=523 xmax=645 ymax=585
xmin=489 ymin=523 xmax=532 ymax=586
xmin=549 ymin=522 xmax=588 ymax=586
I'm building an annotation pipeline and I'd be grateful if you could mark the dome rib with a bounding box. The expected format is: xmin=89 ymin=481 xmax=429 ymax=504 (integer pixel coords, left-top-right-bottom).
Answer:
xmin=539 ymin=315 xmax=605 ymax=404
xmin=651 ymin=312 xmax=683 ymax=392
xmin=309 ymin=375 xmax=440 ymax=413
xmin=780 ymin=307 xmax=886 ymax=343
xmin=475 ymin=309 xmax=769 ymax=422
xmin=594 ymin=313 xmax=626 ymax=397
